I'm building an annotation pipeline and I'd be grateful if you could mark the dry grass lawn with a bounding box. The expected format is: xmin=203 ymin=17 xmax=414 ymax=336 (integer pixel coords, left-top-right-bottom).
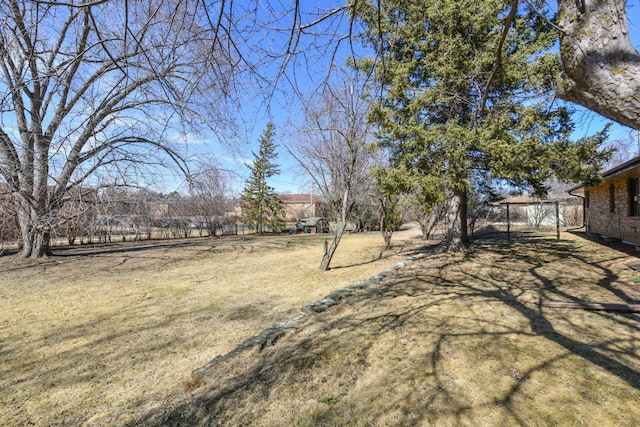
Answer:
xmin=0 ymin=228 xmax=426 ymax=426
xmin=134 ymin=231 xmax=640 ymax=427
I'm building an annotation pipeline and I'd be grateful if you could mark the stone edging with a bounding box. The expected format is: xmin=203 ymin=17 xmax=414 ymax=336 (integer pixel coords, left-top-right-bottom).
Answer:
xmin=192 ymin=250 xmax=433 ymax=379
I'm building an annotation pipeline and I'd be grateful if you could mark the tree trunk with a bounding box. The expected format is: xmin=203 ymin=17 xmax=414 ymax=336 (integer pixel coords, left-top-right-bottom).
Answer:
xmin=320 ymin=187 xmax=353 ymax=271
xmin=381 ymin=230 xmax=392 ymax=250
xmin=320 ymin=219 xmax=347 ymax=271
xmin=16 ymin=199 xmax=52 ymax=258
xmin=557 ymin=0 xmax=640 ymax=130
xmin=444 ymin=189 xmax=469 ymax=251
xmin=379 ymin=204 xmax=393 ymax=250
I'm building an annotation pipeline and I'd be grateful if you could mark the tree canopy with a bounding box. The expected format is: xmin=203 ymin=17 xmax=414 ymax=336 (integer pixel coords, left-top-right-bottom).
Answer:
xmin=354 ymin=0 xmax=611 ymax=247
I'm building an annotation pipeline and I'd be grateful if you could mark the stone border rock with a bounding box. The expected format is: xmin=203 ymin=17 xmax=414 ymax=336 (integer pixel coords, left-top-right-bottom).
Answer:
xmin=191 ymin=250 xmax=434 ymax=379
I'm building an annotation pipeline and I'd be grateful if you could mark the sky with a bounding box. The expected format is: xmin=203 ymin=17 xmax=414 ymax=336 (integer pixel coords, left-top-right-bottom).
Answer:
xmin=167 ymin=1 xmax=640 ymax=197
xmin=169 ymin=1 xmax=354 ymax=196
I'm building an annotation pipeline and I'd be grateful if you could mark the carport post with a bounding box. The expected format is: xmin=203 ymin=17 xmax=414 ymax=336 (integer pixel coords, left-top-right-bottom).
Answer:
xmin=506 ymin=203 xmax=511 ymax=242
xmin=556 ymin=200 xmax=560 ymax=242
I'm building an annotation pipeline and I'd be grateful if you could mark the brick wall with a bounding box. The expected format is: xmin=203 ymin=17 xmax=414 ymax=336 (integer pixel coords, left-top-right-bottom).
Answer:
xmin=586 ymin=177 xmax=640 ymax=241
xmin=283 ymin=201 xmax=316 ymax=221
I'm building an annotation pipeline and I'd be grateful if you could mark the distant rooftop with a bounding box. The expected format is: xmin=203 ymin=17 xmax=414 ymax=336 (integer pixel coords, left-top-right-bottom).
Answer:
xmin=282 ymin=193 xmax=322 ymax=203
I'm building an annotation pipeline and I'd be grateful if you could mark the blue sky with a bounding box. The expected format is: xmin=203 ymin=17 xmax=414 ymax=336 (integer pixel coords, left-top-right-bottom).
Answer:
xmin=168 ymin=2 xmax=640 ymax=196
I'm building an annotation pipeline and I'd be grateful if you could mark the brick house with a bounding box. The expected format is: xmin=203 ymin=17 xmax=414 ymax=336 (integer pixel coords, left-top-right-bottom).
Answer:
xmin=569 ymin=156 xmax=640 ymax=243
xmin=282 ymin=193 xmax=325 ymax=222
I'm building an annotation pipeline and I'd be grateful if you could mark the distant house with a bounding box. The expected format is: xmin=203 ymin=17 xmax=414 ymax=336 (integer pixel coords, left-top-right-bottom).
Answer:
xmin=569 ymin=156 xmax=640 ymax=243
xmin=282 ymin=193 xmax=325 ymax=222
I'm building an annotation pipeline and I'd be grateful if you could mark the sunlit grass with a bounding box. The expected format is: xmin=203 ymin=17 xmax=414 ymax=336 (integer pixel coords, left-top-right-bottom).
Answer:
xmin=0 ymin=229 xmax=424 ymax=426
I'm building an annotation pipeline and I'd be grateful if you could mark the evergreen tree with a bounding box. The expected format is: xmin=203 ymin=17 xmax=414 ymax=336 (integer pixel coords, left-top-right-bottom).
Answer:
xmin=355 ymin=0 xmax=611 ymax=249
xmin=240 ymin=123 xmax=286 ymax=234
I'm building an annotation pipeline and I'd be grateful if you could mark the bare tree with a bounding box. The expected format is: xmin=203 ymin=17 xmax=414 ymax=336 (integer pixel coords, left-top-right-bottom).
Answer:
xmin=159 ymin=192 xmax=191 ymax=239
xmin=602 ymin=131 xmax=640 ymax=170
xmin=408 ymin=198 xmax=449 ymax=240
xmin=467 ymin=189 xmax=499 ymax=237
xmin=564 ymin=203 xmax=583 ymax=227
xmin=57 ymin=187 xmax=97 ymax=245
xmin=128 ymin=189 xmax=157 ymax=241
xmin=528 ymin=203 xmax=556 ymax=230
xmin=0 ymin=180 xmax=18 ymax=251
xmin=288 ymin=68 xmax=376 ymax=270
xmin=189 ymin=164 xmax=235 ymax=237
xmin=0 ymin=0 xmax=243 ymax=257
xmin=370 ymin=166 xmax=406 ymax=250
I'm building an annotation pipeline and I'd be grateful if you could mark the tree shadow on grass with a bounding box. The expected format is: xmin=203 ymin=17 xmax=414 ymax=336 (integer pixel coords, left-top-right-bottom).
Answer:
xmin=132 ymin=232 xmax=640 ymax=426
xmin=330 ymin=241 xmax=442 ymax=270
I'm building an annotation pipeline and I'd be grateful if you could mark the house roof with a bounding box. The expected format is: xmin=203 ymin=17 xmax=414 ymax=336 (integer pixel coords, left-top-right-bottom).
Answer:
xmin=600 ymin=155 xmax=640 ymax=180
xmin=282 ymin=193 xmax=318 ymax=204
xmin=568 ymin=155 xmax=640 ymax=194
xmin=499 ymin=194 xmax=578 ymax=205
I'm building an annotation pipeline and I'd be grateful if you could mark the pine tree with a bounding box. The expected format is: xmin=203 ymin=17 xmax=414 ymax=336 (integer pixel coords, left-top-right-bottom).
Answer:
xmin=355 ymin=0 xmax=611 ymax=249
xmin=240 ymin=122 xmax=286 ymax=234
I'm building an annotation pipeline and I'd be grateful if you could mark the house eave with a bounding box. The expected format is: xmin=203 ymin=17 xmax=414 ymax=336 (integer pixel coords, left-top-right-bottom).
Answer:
xmin=570 ymin=156 xmax=640 ymax=194
xmin=601 ymin=156 xmax=640 ymax=180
